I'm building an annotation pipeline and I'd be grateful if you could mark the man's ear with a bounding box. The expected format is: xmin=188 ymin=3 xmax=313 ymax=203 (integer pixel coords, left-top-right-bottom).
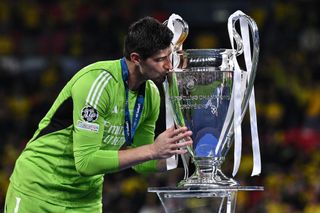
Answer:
xmin=130 ymin=53 xmax=141 ymax=65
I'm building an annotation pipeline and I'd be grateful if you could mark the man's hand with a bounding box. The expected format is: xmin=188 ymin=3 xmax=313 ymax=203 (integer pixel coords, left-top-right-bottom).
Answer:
xmin=150 ymin=126 xmax=193 ymax=159
xmin=118 ymin=126 xmax=192 ymax=172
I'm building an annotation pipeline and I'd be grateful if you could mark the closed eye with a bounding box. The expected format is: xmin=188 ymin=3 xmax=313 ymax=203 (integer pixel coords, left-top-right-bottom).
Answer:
xmin=154 ymin=56 xmax=167 ymax=62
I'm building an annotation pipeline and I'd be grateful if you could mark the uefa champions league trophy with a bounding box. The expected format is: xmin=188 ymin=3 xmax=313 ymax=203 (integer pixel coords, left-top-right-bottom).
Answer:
xmin=148 ymin=11 xmax=263 ymax=213
xmin=165 ymin=10 xmax=262 ymax=188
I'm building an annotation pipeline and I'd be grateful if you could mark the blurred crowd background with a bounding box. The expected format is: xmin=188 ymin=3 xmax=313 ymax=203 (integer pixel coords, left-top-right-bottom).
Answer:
xmin=0 ymin=0 xmax=319 ymax=212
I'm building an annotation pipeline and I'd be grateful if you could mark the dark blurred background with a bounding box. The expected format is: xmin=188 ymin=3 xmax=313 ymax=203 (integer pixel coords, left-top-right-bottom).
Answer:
xmin=0 ymin=0 xmax=319 ymax=212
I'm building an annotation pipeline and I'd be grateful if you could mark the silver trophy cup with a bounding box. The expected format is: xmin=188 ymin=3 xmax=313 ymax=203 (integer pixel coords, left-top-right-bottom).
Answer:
xmin=166 ymin=12 xmax=260 ymax=188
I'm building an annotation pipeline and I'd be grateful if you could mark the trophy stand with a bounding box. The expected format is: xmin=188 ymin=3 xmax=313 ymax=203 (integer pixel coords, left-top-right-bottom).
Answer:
xmin=148 ymin=186 xmax=263 ymax=213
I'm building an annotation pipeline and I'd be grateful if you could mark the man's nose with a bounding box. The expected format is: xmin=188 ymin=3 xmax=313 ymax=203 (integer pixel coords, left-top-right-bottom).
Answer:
xmin=164 ymin=57 xmax=173 ymax=70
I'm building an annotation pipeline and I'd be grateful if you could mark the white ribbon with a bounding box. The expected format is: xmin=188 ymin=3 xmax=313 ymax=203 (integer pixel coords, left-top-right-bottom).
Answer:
xmin=163 ymin=79 xmax=178 ymax=170
xmin=167 ymin=13 xmax=185 ymax=48
xmin=226 ymin=10 xmax=261 ymax=176
xmin=165 ymin=14 xmax=186 ymax=170
xmin=239 ymin=17 xmax=261 ymax=176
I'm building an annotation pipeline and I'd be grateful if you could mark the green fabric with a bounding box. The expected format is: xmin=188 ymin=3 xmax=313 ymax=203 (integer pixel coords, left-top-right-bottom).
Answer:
xmin=4 ymin=184 xmax=102 ymax=212
xmin=10 ymin=59 xmax=160 ymax=207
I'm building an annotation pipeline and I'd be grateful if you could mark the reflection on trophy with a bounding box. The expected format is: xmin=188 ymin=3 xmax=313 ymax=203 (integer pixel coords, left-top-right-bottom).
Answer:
xmin=149 ymin=11 xmax=263 ymax=213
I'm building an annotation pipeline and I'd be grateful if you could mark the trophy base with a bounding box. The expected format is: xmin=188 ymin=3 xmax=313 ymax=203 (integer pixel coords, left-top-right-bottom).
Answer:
xmin=178 ymin=157 xmax=239 ymax=188
xmin=148 ymin=186 xmax=264 ymax=213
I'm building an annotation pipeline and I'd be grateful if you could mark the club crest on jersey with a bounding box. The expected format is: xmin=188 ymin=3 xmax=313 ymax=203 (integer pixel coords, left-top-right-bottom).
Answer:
xmin=81 ymin=106 xmax=98 ymax=122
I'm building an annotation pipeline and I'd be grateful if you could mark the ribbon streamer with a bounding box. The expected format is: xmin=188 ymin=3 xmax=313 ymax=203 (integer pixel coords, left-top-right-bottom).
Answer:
xmin=226 ymin=10 xmax=261 ymax=176
xmin=165 ymin=14 xmax=186 ymax=170
xmin=239 ymin=17 xmax=261 ymax=176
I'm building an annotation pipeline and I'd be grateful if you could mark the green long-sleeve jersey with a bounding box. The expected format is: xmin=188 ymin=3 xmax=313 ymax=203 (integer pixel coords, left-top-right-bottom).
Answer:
xmin=10 ymin=59 xmax=160 ymax=207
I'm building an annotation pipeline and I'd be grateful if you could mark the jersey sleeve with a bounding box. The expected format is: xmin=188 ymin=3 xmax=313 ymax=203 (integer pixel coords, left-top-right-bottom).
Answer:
xmin=71 ymin=70 xmax=120 ymax=176
xmin=131 ymin=81 xmax=160 ymax=173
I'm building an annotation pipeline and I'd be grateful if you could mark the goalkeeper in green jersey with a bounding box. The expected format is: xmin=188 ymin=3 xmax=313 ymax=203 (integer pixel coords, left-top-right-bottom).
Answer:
xmin=4 ymin=16 xmax=193 ymax=213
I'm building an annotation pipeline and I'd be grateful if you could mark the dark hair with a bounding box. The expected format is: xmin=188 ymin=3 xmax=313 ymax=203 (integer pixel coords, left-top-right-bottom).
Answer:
xmin=124 ymin=16 xmax=173 ymax=60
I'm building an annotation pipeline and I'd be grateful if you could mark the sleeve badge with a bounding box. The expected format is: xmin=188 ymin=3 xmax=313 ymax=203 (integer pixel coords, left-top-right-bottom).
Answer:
xmin=81 ymin=106 xmax=98 ymax=122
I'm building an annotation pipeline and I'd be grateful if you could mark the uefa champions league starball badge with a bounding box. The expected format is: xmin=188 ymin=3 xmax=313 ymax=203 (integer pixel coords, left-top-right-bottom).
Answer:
xmin=81 ymin=106 xmax=98 ymax=122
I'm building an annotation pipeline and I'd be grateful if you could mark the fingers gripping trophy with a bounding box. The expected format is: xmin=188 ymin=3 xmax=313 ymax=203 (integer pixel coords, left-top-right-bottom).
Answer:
xmin=164 ymin=11 xmax=262 ymax=188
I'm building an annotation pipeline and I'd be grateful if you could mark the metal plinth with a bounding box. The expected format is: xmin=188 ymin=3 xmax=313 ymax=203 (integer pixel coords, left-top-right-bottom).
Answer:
xmin=148 ymin=186 xmax=263 ymax=213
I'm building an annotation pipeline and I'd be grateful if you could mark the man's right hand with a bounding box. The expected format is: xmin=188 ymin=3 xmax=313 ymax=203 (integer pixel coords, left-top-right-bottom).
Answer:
xmin=150 ymin=126 xmax=193 ymax=159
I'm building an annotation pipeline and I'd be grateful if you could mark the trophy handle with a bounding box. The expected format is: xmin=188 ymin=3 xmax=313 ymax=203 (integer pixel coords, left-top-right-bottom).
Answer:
xmin=216 ymin=11 xmax=260 ymax=176
xmin=229 ymin=12 xmax=259 ymax=98
xmin=164 ymin=14 xmax=189 ymax=51
xmin=164 ymin=14 xmax=193 ymax=181
xmin=233 ymin=14 xmax=259 ymax=113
